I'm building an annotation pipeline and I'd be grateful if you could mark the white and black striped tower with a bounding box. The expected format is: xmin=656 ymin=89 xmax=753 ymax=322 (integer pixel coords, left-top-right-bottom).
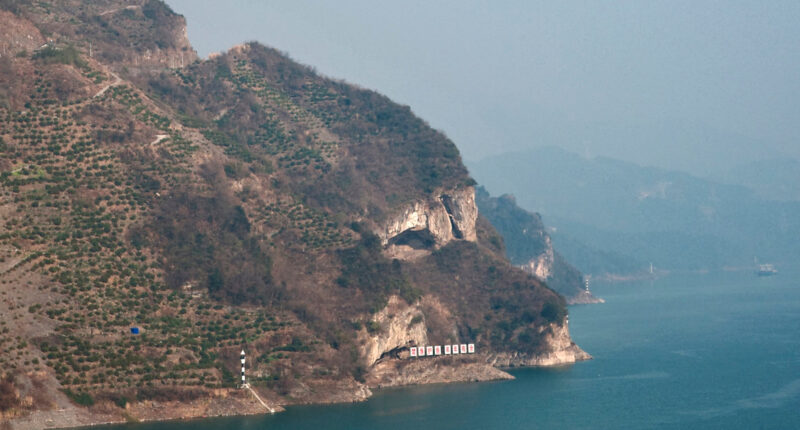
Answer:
xmin=240 ymin=349 xmax=247 ymax=387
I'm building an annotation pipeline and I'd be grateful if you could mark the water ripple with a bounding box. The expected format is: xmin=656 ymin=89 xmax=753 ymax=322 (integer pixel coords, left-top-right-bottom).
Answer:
xmin=574 ymin=370 xmax=671 ymax=383
xmin=687 ymin=378 xmax=800 ymax=419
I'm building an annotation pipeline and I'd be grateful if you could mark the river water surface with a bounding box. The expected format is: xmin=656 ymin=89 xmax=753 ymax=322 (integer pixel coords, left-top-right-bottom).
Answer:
xmin=97 ymin=268 xmax=800 ymax=429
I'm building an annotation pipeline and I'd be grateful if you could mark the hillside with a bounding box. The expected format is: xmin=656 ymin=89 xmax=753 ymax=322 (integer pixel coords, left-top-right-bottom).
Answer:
xmin=469 ymin=146 xmax=800 ymax=274
xmin=0 ymin=1 xmax=586 ymax=427
xmin=713 ymin=157 xmax=800 ymax=202
xmin=475 ymin=188 xmax=601 ymax=304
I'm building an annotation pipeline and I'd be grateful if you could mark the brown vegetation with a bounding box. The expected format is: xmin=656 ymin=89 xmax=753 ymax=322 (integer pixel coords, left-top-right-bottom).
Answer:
xmin=0 ymin=374 xmax=19 ymax=412
xmin=0 ymin=0 xmax=571 ymax=418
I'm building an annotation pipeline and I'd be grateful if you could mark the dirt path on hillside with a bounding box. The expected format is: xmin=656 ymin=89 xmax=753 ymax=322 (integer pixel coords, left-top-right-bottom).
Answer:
xmin=149 ymin=134 xmax=169 ymax=146
xmin=93 ymin=71 xmax=122 ymax=98
xmin=246 ymin=386 xmax=276 ymax=414
xmin=98 ymin=5 xmax=141 ymax=17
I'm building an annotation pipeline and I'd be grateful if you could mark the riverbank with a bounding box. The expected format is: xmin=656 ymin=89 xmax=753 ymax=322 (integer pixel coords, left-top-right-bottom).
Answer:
xmin=19 ymin=270 xmax=795 ymax=430
xmin=6 ymin=386 xmax=283 ymax=430
xmin=5 ymin=346 xmax=591 ymax=430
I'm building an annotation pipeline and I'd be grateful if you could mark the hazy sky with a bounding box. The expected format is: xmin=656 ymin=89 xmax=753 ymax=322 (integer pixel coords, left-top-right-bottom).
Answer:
xmin=165 ymin=0 xmax=800 ymax=176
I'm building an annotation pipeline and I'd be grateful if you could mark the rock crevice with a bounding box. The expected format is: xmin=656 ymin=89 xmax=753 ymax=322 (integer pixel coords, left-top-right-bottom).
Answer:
xmin=379 ymin=186 xmax=477 ymax=259
xmin=358 ymin=296 xmax=429 ymax=367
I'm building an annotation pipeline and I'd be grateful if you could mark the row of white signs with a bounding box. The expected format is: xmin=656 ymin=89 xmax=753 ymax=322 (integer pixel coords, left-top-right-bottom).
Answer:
xmin=410 ymin=344 xmax=475 ymax=357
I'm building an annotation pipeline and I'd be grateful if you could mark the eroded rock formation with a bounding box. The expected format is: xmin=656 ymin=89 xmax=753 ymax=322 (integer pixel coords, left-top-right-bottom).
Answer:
xmin=522 ymin=235 xmax=555 ymax=279
xmin=360 ymin=297 xmax=590 ymax=388
xmin=358 ymin=295 xmax=430 ymax=367
xmin=486 ymin=322 xmax=591 ymax=367
xmin=366 ymin=359 xmax=513 ymax=388
xmin=475 ymin=188 xmax=603 ymax=303
xmin=379 ymin=186 xmax=477 ymax=259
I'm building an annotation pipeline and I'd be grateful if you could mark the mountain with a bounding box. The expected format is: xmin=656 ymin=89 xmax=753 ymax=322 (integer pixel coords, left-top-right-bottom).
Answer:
xmin=468 ymin=146 xmax=800 ymax=275
xmin=0 ymin=1 xmax=587 ymax=426
xmin=474 ymin=187 xmax=601 ymax=304
xmin=713 ymin=157 xmax=800 ymax=202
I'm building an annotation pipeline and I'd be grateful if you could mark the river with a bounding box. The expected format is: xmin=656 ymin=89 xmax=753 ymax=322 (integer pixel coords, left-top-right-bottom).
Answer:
xmin=95 ymin=268 xmax=800 ymax=429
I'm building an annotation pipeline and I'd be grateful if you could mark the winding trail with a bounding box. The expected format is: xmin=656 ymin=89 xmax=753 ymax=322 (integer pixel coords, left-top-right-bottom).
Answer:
xmin=246 ymin=385 xmax=276 ymax=414
xmin=98 ymin=5 xmax=141 ymax=16
xmin=93 ymin=71 xmax=122 ymax=98
xmin=150 ymin=134 xmax=169 ymax=146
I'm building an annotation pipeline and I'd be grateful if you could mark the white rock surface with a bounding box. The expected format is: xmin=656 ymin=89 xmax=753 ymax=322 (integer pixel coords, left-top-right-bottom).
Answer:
xmin=486 ymin=323 xmax=591 ymax=367
xmin=378 ymin=186 xmax=478 ymax=260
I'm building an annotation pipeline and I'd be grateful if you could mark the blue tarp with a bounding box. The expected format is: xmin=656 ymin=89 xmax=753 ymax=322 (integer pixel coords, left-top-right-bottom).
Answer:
xmin=130 ymin=327 xmax=140 ymax=334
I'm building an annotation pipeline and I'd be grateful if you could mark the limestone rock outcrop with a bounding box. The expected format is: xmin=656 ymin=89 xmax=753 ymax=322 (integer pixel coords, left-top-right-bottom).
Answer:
xmin=522 ymin=236 xmax=555 ymax=280
xmin=475 ymin=188 xmax=603 ymax=303
xmin=486 ymin=322 xmax=591 ymax=367
xmin=379 ymin=186 xmax=477 ymax=259
xmin=358 ymin=296 xmax=430 ymax=367
xmin=366 ymin=358 xmax=513 ymax=388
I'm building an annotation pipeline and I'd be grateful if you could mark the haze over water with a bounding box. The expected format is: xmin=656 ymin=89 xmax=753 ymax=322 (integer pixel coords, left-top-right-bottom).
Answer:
xmin=96 ymin=267 xmax=800 ymax=429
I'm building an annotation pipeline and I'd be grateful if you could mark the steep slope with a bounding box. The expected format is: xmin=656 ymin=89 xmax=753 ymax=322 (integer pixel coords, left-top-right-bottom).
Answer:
xmin=475 ymin=187 xmax=602 ymax=304
xmin=0 ymin=1 xmax=587 ymax=427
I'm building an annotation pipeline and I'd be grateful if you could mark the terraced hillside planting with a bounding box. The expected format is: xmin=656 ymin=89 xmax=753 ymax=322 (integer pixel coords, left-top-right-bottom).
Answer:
xmin=0 ymin=1 xmax=584 ymax=425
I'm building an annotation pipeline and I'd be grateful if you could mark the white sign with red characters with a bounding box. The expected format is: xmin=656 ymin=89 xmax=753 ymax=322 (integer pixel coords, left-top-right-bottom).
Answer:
xmin=408 ymin=343 xmax=476 ymax=358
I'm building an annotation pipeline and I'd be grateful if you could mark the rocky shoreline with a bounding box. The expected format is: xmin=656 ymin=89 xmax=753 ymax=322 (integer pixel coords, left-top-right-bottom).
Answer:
xmin=5 ymin=387 xmax=283 ymax=430
xmin=6 ymin=346 xmax=590 ymax=430
xmin=566 ymin=290 xmax=605 ymax=305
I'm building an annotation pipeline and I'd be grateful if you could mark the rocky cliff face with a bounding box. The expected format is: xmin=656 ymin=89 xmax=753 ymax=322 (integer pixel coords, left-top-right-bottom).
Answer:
xmin=361 ymin=298 xmax=590 ymax=388
xmin=486 ymin=322 xmax=591 ymax=367
xmin=520 ymin=239 xmax=604 ymax=304
xmin=360 ymin=295 xmax=589 ymax=388
xmin=358 ymin=296 xmax=430 ymax=367
xmin=522 ymin=235 xmax=555 ymax=279
xmin=475 ymin=187 xmax=603 ymax=303
xmin=6 ymin=0 xmax=198 ymax=72
xmin=379 ymin=186 xmax=478 ymax=260
xmin=366 ymin=358 xmax=513 ymax=388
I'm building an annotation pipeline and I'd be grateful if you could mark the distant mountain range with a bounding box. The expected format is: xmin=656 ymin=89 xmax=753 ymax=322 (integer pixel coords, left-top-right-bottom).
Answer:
xmin=713 ymin=158 xmax=800 ymax=202
xmin=469 ymin=146 xmax=800 ymax=275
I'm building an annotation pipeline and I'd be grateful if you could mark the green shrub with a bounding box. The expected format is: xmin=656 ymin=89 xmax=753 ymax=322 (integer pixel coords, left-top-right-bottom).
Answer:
xmin=114 ymin=396 xmax=128 ymax=408
xmin=33 ymin=45 xmax=87 ymax=68
xmin=540 ymin=300 xmax=566 ymax=323
xmin=61 ymin=388 xmax=94 ymax=406
xmin=337 ymin=233 xmax=417 ymax=313
xmin=365 ymin=321 xmax=381 ymax=334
